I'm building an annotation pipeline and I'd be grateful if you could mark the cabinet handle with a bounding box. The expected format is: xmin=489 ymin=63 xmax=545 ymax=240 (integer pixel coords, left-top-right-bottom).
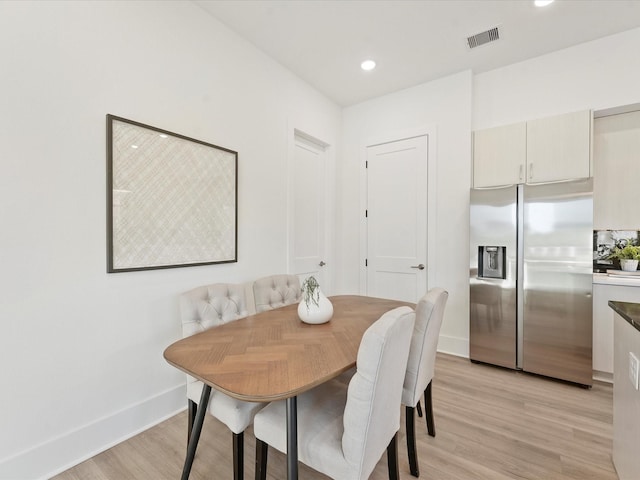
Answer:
xmin=529 ymin=163 xmax=533 ymax=181
xmin=519 ymin=165 xmax=524 ymax=182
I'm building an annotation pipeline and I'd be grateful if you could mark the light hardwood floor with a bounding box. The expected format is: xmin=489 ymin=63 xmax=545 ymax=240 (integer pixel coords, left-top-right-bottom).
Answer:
xmin=53 ymin=354 xmax=617 ymax=480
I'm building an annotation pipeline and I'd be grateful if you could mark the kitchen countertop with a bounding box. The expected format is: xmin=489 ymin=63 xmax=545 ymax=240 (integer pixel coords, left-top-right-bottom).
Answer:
xmin=608 ymin=300 xmax=640 ymax=333
xmin=593 ymin=273 xmax=640 ymax=287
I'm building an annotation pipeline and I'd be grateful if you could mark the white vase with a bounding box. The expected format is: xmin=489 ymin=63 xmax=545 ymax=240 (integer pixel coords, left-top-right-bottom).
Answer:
xmin=620 ymin=259 xmax=639 ymax=272
xmin=297 ymin=290 xmax=333 ymax=324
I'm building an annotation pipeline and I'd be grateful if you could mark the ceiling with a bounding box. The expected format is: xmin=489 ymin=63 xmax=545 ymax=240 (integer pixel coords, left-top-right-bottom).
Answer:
xmin=195 ymin=0 xmax=640 ymax=107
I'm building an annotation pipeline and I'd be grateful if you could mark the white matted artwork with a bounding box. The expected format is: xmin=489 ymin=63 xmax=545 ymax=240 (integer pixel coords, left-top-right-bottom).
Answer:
xmin=107 ymin=115 xmax=237 ymax=272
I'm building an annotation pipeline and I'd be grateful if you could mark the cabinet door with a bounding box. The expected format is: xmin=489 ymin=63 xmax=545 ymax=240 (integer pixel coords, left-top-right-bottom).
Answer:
xmin=593 ymin=284 xmax=614 ymax=375
xmin=593 ymin=283 xmax=640 ymax=377
xmin=593 ymin=110 xmax=640 ymax=230
xmin=473 ymin=122 xmax=526 ymax=188
xmin=526 ymin=110 xmax=591 ymax=183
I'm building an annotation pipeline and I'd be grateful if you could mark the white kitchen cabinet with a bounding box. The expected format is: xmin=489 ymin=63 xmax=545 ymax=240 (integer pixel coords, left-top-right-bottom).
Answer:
xmin=472 ymin=122 xmax=526 ymax=188
xmin=526 ymin=110 xmax=591 ymax=183
xmin=593 ymin=280 xmax=640 ymax=380
xmin=593 ymin=110 xmax=640 ymax=230
xmin=472 ymin=110 xmax=591 ymax=188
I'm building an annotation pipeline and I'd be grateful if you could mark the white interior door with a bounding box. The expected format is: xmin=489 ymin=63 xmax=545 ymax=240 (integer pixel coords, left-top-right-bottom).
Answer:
xmin=290 ymin=133 xmax=328 ymax=288
xmin=366 ymin=136 xmax=428 ymax=302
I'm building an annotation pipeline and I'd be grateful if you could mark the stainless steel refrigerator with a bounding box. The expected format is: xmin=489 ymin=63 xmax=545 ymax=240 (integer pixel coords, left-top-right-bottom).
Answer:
xmin=469 ymin=179 xmax=593 ymax=386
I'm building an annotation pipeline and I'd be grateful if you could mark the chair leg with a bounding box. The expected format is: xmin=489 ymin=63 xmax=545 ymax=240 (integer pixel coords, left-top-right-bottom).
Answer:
xmin=182 ymin=386 xmax=211 ymax=480
xmin=405 ymin=406 xmax=420 ymax=477
xmin=255 ymin=439 xmax=268 ymax=480
xmin=187 ymin=399 xmax=197 ymax=446
xmin=233 ymin=432 xmax=244 ymax=480
xmin=416 ymin=399 xmax=423 ymax=418
xmin=387 ymin=432 xmax=399 ymax=480
xmin=425 ymin=380 xmax=435 ymax=437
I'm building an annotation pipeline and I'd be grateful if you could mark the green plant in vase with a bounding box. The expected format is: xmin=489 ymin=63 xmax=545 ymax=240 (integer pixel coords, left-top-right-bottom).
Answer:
xmin=298 ymin=275 xmax=333 ymax=324
xmin=608 ymin=244 xmax=640 ymax=271
xmin=301 ymin=276 xmax=321 ymax=311
xmin=608 ymin=244 xmax=640 ymax=261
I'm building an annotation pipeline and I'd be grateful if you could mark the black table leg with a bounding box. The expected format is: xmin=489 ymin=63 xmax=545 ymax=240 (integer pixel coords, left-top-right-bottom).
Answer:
xmin=181 ymin=385 xmax=212 ymax=480
xmin=286 ymin=396 xmax=298 ymax=480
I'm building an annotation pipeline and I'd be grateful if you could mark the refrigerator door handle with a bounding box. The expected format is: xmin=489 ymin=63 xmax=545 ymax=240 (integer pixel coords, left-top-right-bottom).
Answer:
xmin=516 ymin=185 xmax=524 ymax=370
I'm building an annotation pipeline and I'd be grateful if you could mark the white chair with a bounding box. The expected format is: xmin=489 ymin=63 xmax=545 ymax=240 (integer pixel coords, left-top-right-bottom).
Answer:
xmin=402 ymin=287 xmax=449 ymax=477
xmin=179 ymin=282 xmax=265 ymax=480
xmin=253 ymin=306 xmax=415 ymax=480
xmin=252 ymin=274 xmax=301 ymax=313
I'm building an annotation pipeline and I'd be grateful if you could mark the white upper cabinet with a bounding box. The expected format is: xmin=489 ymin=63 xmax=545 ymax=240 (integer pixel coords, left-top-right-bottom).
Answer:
xmin=526 ymin=110 xmax=591 ymax=184
xmin=593 ymin=110 xmax=640 ymax=230
xmin=473 ymin=110 xmax=592 ymax=188
xmin=473 ymin=122 xmax=526 ymax=188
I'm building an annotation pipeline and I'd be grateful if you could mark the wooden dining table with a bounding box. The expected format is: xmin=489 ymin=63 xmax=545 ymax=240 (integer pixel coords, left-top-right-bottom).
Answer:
xmin=163 ymin=295 xmax=415 ymax=480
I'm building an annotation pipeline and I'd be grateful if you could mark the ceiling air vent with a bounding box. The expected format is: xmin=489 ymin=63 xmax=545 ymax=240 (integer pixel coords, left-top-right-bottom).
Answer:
xmin=467 ymin=26 xmax=500 ymax=49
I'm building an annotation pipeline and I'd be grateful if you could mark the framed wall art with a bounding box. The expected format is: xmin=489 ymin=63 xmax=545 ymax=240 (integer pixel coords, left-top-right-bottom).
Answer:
xmin=106 ymin=114 xmax=237 ymax=272
xmin=593 ymin=229 xmax=640 ymax=272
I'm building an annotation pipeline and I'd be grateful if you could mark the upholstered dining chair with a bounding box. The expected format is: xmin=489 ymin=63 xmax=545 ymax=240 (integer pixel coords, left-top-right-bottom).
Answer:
xmin=402 ymin=287 xmax=449 ymax=477
xmin=179 ymin=282 xmax=265 ymax=480
xmin=253 ymin=306 xmax=415 ymax=480
xmin=252 ymin=274 xmax=301 ymax=313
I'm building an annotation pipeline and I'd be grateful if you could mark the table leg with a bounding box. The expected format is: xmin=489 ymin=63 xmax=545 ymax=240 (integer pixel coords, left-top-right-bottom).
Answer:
xmin=286 ymin=396 xmax=298 ymax=480
xmin=181 ymin=385 xmax=212 ymax=480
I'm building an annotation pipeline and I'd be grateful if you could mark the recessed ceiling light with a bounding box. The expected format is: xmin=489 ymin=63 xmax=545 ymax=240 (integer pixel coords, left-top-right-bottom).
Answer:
xmin=131 ymin=145 xmax=139 ymax=149
xmin=361 ymin=60 xmax=376 ymax=71
xmin=159 ymin=134 xmax=168 ymax=138
xmin=534 ymin=0 xmax=554 ymax=6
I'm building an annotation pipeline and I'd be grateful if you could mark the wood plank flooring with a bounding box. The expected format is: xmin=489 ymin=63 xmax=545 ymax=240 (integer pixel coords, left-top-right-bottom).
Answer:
xmin=53 ymin=354 xmax=617 ymax=480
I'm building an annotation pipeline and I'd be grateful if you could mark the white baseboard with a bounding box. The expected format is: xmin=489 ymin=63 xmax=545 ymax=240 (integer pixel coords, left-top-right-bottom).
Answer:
xmin=0 ymin=384 xmax=186 ymax=480
xmin=437 ymin=334 xmax=469 ymax=358
xmin=593 ymin=370 xmax=613 ymax=384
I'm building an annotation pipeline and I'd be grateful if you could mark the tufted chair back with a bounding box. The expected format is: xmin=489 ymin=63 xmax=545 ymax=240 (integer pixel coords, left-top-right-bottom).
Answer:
xmin=177 ymin=281 xmax=266 ymax=479
xmin=399 ymin=287 xmax=448 ymax=476
xmin=253 ymin=274 xmax=302 ymax=313
xmin=402 ymin=287 xmax=449 ymax=408
xmin=179 ymin=282 xmax=255 ymax=339
xmin=342 ymin=307 xmax=415 ymax=479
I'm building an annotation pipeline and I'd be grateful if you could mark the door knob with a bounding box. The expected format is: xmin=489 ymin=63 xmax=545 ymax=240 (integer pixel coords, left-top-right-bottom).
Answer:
xmin=411 ymin=264 xmax=425 ymax=270
xmin=319 ymin=261 xmax=326 ymax=267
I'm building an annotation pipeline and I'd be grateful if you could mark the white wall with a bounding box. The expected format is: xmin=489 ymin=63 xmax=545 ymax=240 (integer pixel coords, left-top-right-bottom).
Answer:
xmin=338 ymin=71 xmax=474 ymax=357
xmin=0 ymin=1 xmax=340 ymax=478
xmin=474 ymin=27 xmax=640 ymax=129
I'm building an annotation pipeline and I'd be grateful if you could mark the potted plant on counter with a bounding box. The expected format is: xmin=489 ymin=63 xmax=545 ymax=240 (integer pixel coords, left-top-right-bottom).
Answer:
xmin=608 ymin=244 xmax=640 ymax=271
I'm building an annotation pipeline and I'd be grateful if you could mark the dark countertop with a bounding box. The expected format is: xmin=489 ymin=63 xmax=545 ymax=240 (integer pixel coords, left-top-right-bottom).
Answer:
xmin=609 ymin=301 xmax=640 ymax=332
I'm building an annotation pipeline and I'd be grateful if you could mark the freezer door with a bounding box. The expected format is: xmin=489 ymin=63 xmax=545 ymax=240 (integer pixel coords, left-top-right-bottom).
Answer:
xmin=522 ymin=179 xmax=593 ymax=386
xmin=470 ymin=186 xmax=517 ymax=369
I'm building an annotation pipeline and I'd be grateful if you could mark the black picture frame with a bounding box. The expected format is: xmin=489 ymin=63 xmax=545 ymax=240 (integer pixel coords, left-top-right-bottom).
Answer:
xmin=106 ymin=114 xmax=237 ymax=272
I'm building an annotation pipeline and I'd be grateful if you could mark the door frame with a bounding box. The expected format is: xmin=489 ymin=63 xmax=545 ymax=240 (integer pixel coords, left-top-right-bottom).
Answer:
xmin=359 ymin=125 xmax=437 ymax=296
xmin=287 ymin=124 xmax=334 ymax=292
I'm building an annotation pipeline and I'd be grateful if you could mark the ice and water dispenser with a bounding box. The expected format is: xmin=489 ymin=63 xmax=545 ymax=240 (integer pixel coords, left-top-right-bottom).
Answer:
xmin=478 ymin=246 xmax=506 ymax=279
